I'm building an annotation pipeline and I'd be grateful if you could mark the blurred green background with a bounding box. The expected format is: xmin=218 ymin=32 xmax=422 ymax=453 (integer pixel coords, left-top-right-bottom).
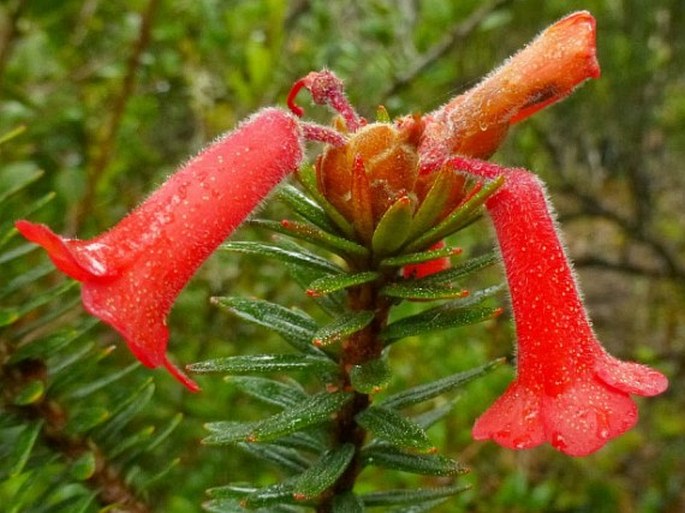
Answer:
xmin=1 ymin=0 xmax=683 ymax=512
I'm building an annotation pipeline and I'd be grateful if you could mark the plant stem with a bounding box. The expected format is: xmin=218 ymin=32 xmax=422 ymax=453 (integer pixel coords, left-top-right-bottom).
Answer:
xmin=317 ymin=276 xmax=391 ymax=511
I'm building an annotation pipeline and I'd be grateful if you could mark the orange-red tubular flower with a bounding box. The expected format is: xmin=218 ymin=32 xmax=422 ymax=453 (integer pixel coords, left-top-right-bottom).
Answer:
xmin=16 ymin=109 xmax=303 ymax=391
xmin=419 ymin=10 xmax=600 ymax=170
xmin=450 ymin=157 xmax=668 ymax=456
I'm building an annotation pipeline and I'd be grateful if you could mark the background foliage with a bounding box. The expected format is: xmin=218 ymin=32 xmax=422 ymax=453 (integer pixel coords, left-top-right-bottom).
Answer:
xmin=1 ymin=0 xmax=683 ymax=512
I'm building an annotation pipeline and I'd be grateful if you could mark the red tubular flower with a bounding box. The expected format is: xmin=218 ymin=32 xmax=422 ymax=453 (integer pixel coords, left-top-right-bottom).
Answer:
xmin=449 ymin=157 xmax=668 ymax=456
xmin=16 ymin=108 xmax=303 ymax=391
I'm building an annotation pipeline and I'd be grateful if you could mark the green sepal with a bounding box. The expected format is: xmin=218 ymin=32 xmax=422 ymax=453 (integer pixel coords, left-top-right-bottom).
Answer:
xmin=251 ymin=219 xmax=368 ymax=259
xmin=203 ymin=391 xmax=352 ymax=444
xmin=375 ymin=105 xmax=391 ymax=122
xmin=371 ymin=195 xmax=415 ymax=256
xmin=313 ymin=311 xmax=375 ymax=347
xmin=350 ymin=358 xmax=392 ymax=394
xmin=307 ymin=271 xmax=380 ymax=297
xmin=362 ymin=445 xmax=467 ymax=476
xmin=221 ymin=240 xmax=343 ymax=275
xmin=362 ymin=483 xmax=470 ymax=507
xmin=356 ymin=406 xmax=434 ymax=453
xmin=382 ymin=287 xmax=503 ymax=343
xmin=333 ymin=492 xmax=365 ymax=513
xmin=381 ymin=358 xmax=505 ymax=409
xmin=228 ymin=376 xmax=307 ymax=409
xmin=297 ymin=165 xmax=356 ymax=239
xmin=8 ymin=420 xmax=42 ymax=477
xmin=405 ymin=168 xmax=459 ymax=242
xmin=211 ymin=296 xmax=323 ymax=355
xmin=380 ymin=245 xmax=461 ymax=269
xmin=405 ymin=175 xmax=504 ymax=252
xmin=12 ymin=379 xmax=45 ymax=405
xmin=188 ymin=354 xmax=337 ymax=375
xmin=69 ymin=451 xmax=97 ymax=481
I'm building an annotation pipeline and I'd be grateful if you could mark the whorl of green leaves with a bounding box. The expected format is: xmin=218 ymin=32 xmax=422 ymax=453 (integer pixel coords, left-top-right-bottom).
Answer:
xmin=195 ymin=165 xmax=506 ymax=512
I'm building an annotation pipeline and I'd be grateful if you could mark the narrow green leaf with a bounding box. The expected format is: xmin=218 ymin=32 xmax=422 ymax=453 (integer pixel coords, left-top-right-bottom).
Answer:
xmin=0 ymin=124 xmax=26 ymax=146
xmin=211 ymin=296 xmax=323 ymax=355
xmin=371 ymin=195 xmax=415 ymax=255
xmin=8 ymin=318 xmax=98 ymax=363
xmin=312 ymin=311 xmax=375 ymax=347
xmin=188 ymin=354 xmax=336 ymax=375
xmin=12 ymin=379 xmax=45 ymax=405
xmin=9 ymin=421 xmax=43 ymax=476
xmin=221 ymin=240 xmax=343 ymax=275
xmin=382 ymin=293 xmax=503 ymax=343
xmin=0 ymin=192 xmax=55 ymax=249
xmin=380 ymin=245 xmax=462 ymax=268
xmin=228 ymin=376 xmax=308 ymax=409
xmin=251 ymin=218 xmax=368 ymax=258
xmin=362 ymin=484 xmax=470 ymax=506
xmin=405 ymin=175 xmax=504 ymax=252
xmin=97 ymin=380 xmax=155 ymax=444
xmin=381 ymin=358 xmax=506 ymax=409
xmin=239 ymin=481 xmax=299 ymax=508
xmin=389 ymin=498 xmax=451 ymax=513
xmin=412 ymin=401 xmax=458 ymax=430
xmin=0 ymin=263 xmax=53 ymax=300
xmin=0 ymin=307 xmax=19 ymax=327
xmin=278 ymin=184 xmax=338 ymax=232
xmin=69 ymin=451 xmax=97 ymax=481
xmin=0 ymin=168 xmax=43 ymax=205
xmin=66 ymin=406 xmax=110 ymax=433
xmin=381 ymin=281 xmax=470 ymax=301
xmin=362 ymin=445 xmax=467 ymax=476
xmin=307 ymin=271 xmax=380 ymax=297
xmin=204 ymin=391 xmax=352 ymax=444
xmin=356 ymin=407 xmax=434 ymax=453
xmin=203 ymin=498 xmax=300 ymax=513
xmin=333 ymin=492 xmax=365 ymax=513
xmin=145 ymin=413 xmax=184 ymax=452
xmin=290 ymin=443 xmax=355 ymax=500
xmin=66 ymin=362 xmax=139 ymax=399
xmin=404 ymin=252 xmax=499 ymax=287
xmin=350 ymin=358 xmax=392 ymax=394
xmin=236 ymin=442 xmax=310 ymax=473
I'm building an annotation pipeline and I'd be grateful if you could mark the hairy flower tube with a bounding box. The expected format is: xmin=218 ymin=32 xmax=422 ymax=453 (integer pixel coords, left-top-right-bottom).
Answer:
xmin=16 ymin=109 xmax=303 ymax=391
xmin=449 ymin=157 xmax=668 ymax=456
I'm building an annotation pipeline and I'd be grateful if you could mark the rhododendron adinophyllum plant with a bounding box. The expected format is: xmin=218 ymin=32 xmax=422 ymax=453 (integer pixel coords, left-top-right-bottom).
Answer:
xmin=17 ymin=11 xmax=666 ymax=455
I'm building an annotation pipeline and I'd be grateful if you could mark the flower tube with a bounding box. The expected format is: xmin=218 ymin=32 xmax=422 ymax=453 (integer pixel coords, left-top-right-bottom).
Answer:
xmin=16 ymin=108 xmax=303 ymax=391
xmin=449 ymin=157 xmax=668 ymax=456
xmin=419 ymin=10 xmax=600 ymax=169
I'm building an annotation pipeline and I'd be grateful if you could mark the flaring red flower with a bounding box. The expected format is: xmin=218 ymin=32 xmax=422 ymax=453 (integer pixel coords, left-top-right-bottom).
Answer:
xmin=450 ymin=157 xmax=668 ymax=456
xmin=16 ymin=109 xmax=303 ymax=391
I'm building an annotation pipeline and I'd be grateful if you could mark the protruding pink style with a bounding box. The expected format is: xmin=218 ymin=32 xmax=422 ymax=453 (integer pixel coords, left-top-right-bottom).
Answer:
xmin=419 ymin=11 xmax=600 ymax=169
xmin=16 ymin=109 xmax=303 ymax=391
xmin=449 ymin=157 xmax=668 ymax=456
